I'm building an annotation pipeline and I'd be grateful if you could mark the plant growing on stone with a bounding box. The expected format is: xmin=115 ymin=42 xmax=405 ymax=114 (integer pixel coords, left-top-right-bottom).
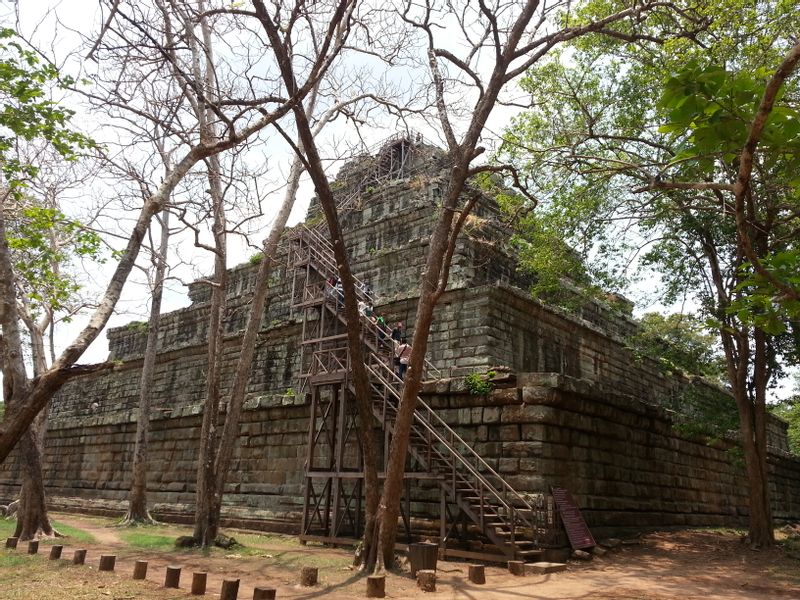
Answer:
xmin=464 ymin=370 xmax=496 ymax=396
xmin=627 ymin=313 xmax=726 ymax=383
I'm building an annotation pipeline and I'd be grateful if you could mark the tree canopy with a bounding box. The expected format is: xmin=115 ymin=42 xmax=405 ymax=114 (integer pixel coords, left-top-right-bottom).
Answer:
xmin=501 ymin=0 xmax=800 ymax=547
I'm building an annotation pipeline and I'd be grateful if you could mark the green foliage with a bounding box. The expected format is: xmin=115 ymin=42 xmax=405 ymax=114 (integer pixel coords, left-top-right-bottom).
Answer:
xmin=0 ymin=29 xmax=94 ymax=196
xmin=248 ymin=252 xmax=263 ymax=265
xmin=500 ymin=0 xmax=800 ymax=374
xmin=1 ymin=30 xmax=102 ymax=322
xmin=0 ymin=401 xmax=4 ymax=421
xmin=629 ymin=312 xmax=726 ymax=381
xmin=125 ymin=320 xmax=149 ymax=334
xmin=659 ymin=60 xmax=800 ymax=167
xmin=770 ymin=376 xmax=800 ymax=455
xmin=7 ymin=206 xmax=104 ymax=314
xmin=666 ymin=385 xmax=740 ymax=442
xmin=729 ymin=252 xmax=800 ymax=336
xmin=464 ymin=370 xmax=496 ymax=396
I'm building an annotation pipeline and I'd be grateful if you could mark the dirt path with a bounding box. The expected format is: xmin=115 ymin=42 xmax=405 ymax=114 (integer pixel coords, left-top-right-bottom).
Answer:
xmin=46 ymin=515 xmax=800 ymax=599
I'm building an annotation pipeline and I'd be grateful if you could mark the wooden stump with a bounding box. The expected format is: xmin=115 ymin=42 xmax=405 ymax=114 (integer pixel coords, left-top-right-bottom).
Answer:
xmin=27 ymin=540 xmax=39 ymax=555
xmin=300 ymin=566 xmax=318 ymax=587
xmin=49 ymin=545 xmax=63 ymax=560
xmin=468 ymin=564 xmax=485 ymax=584
xmin=191 ymin=572 xmax=207 ymax=595
xmin=416 ymin=569 xmax=436 ymax=592
xmin=99 ymin=555 xmax=116 ymax=571
xmin=73 ymin=549 xmax=87 ymax=565
xmin=507 ymin=560 xmax=525 ymax=576
xmin=133 ymin=560 xmax=148 ymax=580
xmin=253 ymin=588 xmax=276 ymax=600
xmin=5 ymin=537 xmax=18 ymax=549
xmin=220 ymin=578 xmax=240 ymax=600
xmin=408 ymin=542 xmax=438 ymax=577
xmin=165 ymin=565 xmax=182 ymax=588
xmin=366 ymin=574 xmax=385 ymax=598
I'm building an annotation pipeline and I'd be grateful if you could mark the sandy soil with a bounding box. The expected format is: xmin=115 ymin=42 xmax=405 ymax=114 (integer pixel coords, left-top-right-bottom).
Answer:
xmin=32 ymin=514 xmax=800 ymax=599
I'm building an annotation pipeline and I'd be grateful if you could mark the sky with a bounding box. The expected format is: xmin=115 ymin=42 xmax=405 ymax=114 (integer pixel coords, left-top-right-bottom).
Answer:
xmin=2 ymin=1 xmax=797 ymax=401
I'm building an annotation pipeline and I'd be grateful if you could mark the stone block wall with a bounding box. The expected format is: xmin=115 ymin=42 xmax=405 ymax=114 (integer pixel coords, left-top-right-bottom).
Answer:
xmin=1 ymin=401 xmax=311 ymax=531
xmin=425 ymin=374 xmax=800 ymax=535
xmin=2 ymin=137 xmax=799 ymax=538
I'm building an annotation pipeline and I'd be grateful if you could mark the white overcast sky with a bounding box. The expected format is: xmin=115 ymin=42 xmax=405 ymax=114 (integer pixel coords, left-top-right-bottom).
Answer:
xmin=3 ymin=1 xmax=796 ymax=400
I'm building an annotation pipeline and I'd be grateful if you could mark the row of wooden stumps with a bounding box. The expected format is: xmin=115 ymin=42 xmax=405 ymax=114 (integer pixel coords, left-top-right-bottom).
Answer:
xmin=366 ymin=542 xmax=485 ymax=598
xmin=5 ymin=536 xmax=102 ymax=569
xmin=362 ymin=563 xmax=484 ymax=598
xmin=5 ymin=536 xmax=307 ymax=599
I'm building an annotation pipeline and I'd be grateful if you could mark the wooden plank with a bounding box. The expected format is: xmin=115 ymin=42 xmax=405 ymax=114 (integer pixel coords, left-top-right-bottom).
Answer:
xmin=550 ymin=486 xmax=595 ymax=550
xmin=441 ymin=547 xmax=509 ymax=564
xmin=309 ymin=372 xmax=347 ymax=385
xmin=305 ymin=471 xmax=445 ymax=480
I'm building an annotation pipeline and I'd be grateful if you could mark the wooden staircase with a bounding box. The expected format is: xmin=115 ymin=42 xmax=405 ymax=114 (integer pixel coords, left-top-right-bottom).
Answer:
xmin=291 ymin=224 xmax=553 ymax=560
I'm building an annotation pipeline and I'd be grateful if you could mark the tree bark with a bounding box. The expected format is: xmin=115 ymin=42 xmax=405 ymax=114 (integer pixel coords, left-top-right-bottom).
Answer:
xmin=251 ymin=0 xmax=380 ymax=569
xmin=124 ymin=209 xmax=171 ymax=525
xmin=192 ymin=149 xmax=228 ymax=546
xmin=14 ymin=409 xmax=55 ymax=540
xmin=737 ymin=329 xmax=774 ymax=547
xmin=211 ymin=150 xmax=302 ymax=538
xmin=13 ymin=321 xmax=56 ymax=540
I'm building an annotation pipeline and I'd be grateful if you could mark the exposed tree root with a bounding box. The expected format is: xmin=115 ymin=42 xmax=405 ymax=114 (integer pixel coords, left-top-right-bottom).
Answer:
xmin=119 ymin=511 xmax=158 ymax=527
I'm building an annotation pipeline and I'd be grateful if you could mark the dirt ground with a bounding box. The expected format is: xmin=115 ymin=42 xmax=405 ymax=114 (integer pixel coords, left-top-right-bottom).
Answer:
xmin=2 ymin=513 xmax=799 ymax=599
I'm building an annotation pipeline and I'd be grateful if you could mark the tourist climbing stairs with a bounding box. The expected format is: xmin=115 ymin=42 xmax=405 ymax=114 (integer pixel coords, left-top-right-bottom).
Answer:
xmin=291 ymin=224 xmax=548 ymax=561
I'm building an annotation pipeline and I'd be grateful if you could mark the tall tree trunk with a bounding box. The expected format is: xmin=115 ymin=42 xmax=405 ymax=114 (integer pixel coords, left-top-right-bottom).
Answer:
xmin=739 ymin=328 xmax=774 ymax=546
xmin=288 ymin=111 xmax=381 ymax=570
xmin=14 ymin=323 xmax=55 ymax=540
xmin=193 ymin=150 xmax=227 ymax=546
xmin=124 ymin=208 xmax=171 ymax=525
xmin=0 ymin=202 xmax=55 ymax=539
xmin=370 ymin=0 xmax=544 ymax=568
xmin=14 ymin=408 xmax=55 ymax=540
xmin=251 ymin=3 xmax=381 ymax=567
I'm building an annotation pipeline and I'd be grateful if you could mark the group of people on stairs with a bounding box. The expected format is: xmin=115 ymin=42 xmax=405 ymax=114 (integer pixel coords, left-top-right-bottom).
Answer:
xmin=324 ymin=276 xmax=413 ymax=381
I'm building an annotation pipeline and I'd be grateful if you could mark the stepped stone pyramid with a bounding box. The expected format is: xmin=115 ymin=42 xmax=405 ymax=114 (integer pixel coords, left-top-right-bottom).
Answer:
xmin=1 ymin=133 xmax=798 ymax=550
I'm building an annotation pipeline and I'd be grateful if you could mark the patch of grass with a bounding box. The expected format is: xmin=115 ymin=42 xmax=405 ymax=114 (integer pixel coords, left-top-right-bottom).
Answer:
xmin=0 ymin=519 xmax=15 ymax=539
xmin=118 ymin=529 xmax=175 ymax=551
xmin=0 ymin=518 xmax=96 ymax=545
xmin=261 ymin=548 xmax=352 ymax=570
xmin=234 ymin=531 xmax=302 ymax=548
xmin=0 ymin=552 xmax=30 ymax=569
xmin=50 ymin=520 xmax=97 ymax=544
xmin=0 ymin=552 xmax=186 ymax=600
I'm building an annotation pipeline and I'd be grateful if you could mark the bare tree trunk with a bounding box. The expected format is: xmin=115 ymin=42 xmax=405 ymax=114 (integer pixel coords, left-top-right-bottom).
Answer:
xmin=193 ymin=148 xmax=228 ymax=547
xmin=14 ymin=325 xmax=57 ymax=540
xmin=14 ymin=408 xmax=55 ymax=540
xmin=374 ymin=168 xmax=466 ymax=568
xmin=212 ymin=155 xmax=301 ymax=519
xmin=124 ymin=209 xmax=171 ymax=525
xmin=252 ymin=0 xmax=380 ymax=569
